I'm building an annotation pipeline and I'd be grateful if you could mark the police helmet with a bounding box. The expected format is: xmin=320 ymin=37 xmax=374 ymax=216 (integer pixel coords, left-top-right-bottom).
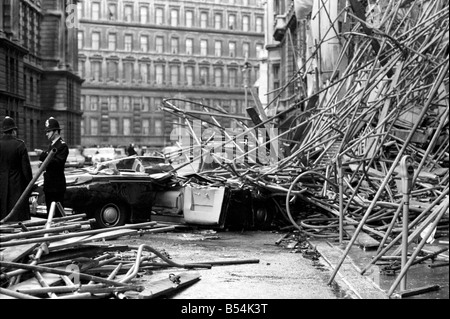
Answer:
xmin=45 ymin=117 xmax=61 ymax=132
xmin=2 ymin=116 xmax=17 ymax=133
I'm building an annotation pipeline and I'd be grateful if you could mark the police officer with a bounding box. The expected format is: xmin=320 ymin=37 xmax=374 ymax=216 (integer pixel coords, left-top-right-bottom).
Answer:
xmin=39 ymin=117 xmax=69 ymax=217
xmin=0 ymin=116 xmax=33 ymax=222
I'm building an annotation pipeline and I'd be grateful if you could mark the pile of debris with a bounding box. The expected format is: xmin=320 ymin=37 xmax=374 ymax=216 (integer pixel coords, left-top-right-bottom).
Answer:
xmin=0 ymin=205 xmax=210 ymax=299
xmin=160 ymin=0 xmax=449 ymax=297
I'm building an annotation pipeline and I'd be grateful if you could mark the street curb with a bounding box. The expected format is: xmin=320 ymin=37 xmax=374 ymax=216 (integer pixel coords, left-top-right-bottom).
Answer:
xmin=312 ymin=240 xmax=389 ymax=299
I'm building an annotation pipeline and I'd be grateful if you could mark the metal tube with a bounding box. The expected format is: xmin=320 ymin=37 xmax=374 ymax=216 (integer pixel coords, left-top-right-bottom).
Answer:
xmin=0 ymin=224 xmax=81 ymax=241
xmin=119 ymin=244 xmax=211 ymax=284
xmin=328 ymin=61 xmax=449 ymax=286
xmin=338 ymin=156 xmax=344 ymax=244
xmin=401 ymin=192 xmax=410 ymax=291
xmin=0 ymin=287 xmax=41 ymax=299
xmin=389 ymin=247 xmax=449 ymax=271
xmin=0 ymin=261 xmax=132 ymax=287
xmin=361 ymin=188 xmax=449 ymax=275
xmin=1 ymin=148 xmax=57 ymax=223
xmin=387 ymin=201 xmax=448 ymax=297
xmin=0 ymin=221 xmax=157 ymax=248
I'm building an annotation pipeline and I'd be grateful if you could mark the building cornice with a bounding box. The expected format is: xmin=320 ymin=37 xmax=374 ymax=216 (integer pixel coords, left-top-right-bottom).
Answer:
xmin=80 ymin=20 xmax=265 ymax=38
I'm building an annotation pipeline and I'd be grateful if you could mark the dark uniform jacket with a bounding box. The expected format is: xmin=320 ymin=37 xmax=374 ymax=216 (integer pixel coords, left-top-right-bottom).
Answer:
xmin=0 ymin=135 xmax=33 ymax=221
xmin=39 ymin=137 xmax=69 ymax=193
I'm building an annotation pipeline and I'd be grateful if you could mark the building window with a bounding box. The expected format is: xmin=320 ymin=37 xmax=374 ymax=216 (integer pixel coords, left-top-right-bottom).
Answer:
xmin=142 ymin=97 xmax=150 ymax=112
xmin=155 ymin=119 xmax=162 ymax=135
xmin=200 ymin=67 xmax=208 ymax=85
xmin=92 ymin=32 xmax=100 ymax=50
xmin=78 ymin=2 xmax=84 ymax=19
xmin=123 ymin=97 xmax=131 ymax=111
xmin=140 ymin=63 xmax=149 ymax=83
xmin=140 ymin=6 xmax=148 ymax=24
xmin=243 ymin=42 xmax=250 ymax=59
xmin=256 ymin=17 xmax=263 ymax=32
xmin=155 ymin=36 xmax=164 ymax=53
xmin=186 ymin=66 xmax=194 ymax=86
xmin=92 ymin=2 xmax=100 ymax=20
xmin=185 ymin=10 xmax=193 ymax=27
xmin=142 ymin=119 xmax=150 ymax=135
xmin=171 ymin=38 xmax=179 ymax=54
xmin=186 ymin=38 xmax=193 ymax=55
xmin=200 ymin=39 xmax=208 ymax=56
xmin=155 ymin=8 xmax=164 ymax=25
xmin=124 ymin=62 xmax=134 ymax=83
xmin=242 ymin=15 xmax=250 ymax=31
xmin=124 ymin=34 xmax=133 ymax=51
xmin=108 ymin=3 xmax=117 ymax=20
xmin=124 ymin=5 xmax=133 ymax=22
xmin=214 ymin=41 xmax=222 ymax=57
xmin=78 ymin=31 xmax=84 ymax=48
xmin=214 ymin=68 xmax=222 ymax=87
xmin=108 ymin=34 xmax=116 ymax=51
xmin=90 ymin=96 xmax=98 ymax=111
xmin=155 ymin=65 xmax=164 ymax=84
xmin=81 ymin=119 xmax=85 ymax=135
xmin=92 ymin=61 xmax=101 ymax=81
xmin=228 ymin=14 xmax=236 ymax=30
xmin=123 ymin=118 xmax=131 ymax=135
xmin=230 ymin=99 xmax=237 ymax=113
xmin=214 ymin=13 xmax=222 ymax=29
xmin=229 ymin=41 xmax=236 ymax=57
xmin=229 ymin=69 xmax=237 ymax=87
xmin=140 ymin=35 xmax=148 ymax=52
xmin=80 ymin=96 xmax=85 ymax=111
xmin=79 ymin=60 xmax=86 ymax=78
xmin=170 ymin=65 xmax=179 ymax=86
xmin=153 ymin=98 xmax=161 ymax=112
xmin=256 ymin=43 xmax=264 ymax=59
xmin=90 ymin=118 xmax=98 ymax=135
xmin=170 ymin=9 xmax=179 ymax=27
xmin=110 ymin=96 xmax=118 ymax=111
xmin=273 ymin=64 xmax=280 ymax=89
xmin=200 ymin=12 xmax=208 ymax=28
xmin=110 ymin=118 xmax=118 ymax=135
xmin=107 ymin=61 xmax=118 ymax=81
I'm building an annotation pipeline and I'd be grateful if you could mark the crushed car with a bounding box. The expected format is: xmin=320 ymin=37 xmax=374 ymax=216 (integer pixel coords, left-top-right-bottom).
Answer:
xmin=30 ymin=156 xmax=276 ymax=230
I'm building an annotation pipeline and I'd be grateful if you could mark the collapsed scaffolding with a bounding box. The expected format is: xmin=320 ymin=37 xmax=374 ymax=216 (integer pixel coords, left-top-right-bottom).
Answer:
xmin=160 ymin=0 xmax=449 ymax=297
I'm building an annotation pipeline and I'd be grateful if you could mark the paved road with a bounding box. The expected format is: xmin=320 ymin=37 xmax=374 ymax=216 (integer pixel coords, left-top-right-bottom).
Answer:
xmin=108 ymin=229 xmax=362 ymax=299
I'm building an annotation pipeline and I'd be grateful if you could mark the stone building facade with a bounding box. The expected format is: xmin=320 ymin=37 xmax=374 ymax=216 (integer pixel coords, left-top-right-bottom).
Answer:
xmin=0 ymin=0 xmax=83 ymax=150
xmin=77 ymin=0 xmax=265 ymax=149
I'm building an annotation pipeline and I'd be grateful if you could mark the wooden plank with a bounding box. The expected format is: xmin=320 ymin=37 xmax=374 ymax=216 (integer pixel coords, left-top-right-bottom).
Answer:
xmin=344 ymin=225 xmax=380 ymax=250
xmin=0 ymin=243 xmax=39 ymax=264
xmin=126 ymin=272 xmax=201 ymax=299
xmin=48 ymin=235 xmax=91 ymax=251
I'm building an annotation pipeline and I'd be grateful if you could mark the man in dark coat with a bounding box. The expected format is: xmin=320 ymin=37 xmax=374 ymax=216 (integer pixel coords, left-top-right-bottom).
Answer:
xmin=127 ymin=143 xmax=137 ymax=156
xmin=38 ymin=117 xmax=69 ymax=217
xmin=0 ymin=116 xmax=33 ymax=222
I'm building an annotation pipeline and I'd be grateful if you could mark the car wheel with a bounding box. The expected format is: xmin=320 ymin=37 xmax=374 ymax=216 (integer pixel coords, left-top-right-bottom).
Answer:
xmin=253 ymin=202 xmax=274 ymax=230
xmin=94 ymin=202 xmax=127 ymax=228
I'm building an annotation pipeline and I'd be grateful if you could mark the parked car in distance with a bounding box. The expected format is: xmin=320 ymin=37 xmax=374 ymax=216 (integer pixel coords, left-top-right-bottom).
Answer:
xmin=66 ymin=148 xmax=86 ymax=168
xmin=92 ymin=147 xmax=126 ymax=164
xmin=82 ymin=147 xmax=99 ymax=166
